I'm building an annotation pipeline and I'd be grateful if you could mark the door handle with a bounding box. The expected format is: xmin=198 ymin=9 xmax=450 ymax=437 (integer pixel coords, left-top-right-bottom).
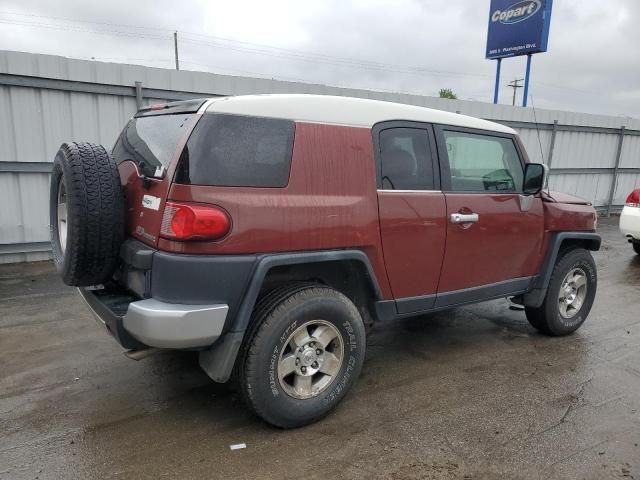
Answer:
xmin=450 ymin=213 xmax=479 ymax=224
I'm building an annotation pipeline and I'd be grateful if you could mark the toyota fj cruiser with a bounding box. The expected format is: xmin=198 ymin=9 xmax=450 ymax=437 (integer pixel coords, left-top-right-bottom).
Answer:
xmin=50 ymin=94 xmax=600 ymax=428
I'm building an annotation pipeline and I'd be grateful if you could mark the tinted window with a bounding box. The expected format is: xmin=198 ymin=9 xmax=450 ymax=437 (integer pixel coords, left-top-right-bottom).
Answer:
xmin=379 ymin=128 xmax=434 ymax=190
xmin=443 ymin=131 xmax=523 ymax=192
xmin=175 ymin=113 xmax=294 ymax=187
xmin=112 ymin=114 xmax=193 ymax=178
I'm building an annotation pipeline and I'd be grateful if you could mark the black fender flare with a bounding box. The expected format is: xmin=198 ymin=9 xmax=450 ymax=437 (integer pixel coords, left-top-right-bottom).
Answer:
xmin=199 ymin=249 xmax=383 ymax=383
xmin=523 ymin=231 xmax=601 ymax=308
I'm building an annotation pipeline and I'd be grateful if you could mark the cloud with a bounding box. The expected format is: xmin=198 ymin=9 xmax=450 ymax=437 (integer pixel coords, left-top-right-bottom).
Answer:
xmin=0 ymin=0 xmax=637 ymax=117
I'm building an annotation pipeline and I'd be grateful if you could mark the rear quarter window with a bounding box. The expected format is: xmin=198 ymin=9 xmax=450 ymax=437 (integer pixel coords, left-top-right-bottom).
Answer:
xmin=175 ymin=113 xmax=294 ymax=187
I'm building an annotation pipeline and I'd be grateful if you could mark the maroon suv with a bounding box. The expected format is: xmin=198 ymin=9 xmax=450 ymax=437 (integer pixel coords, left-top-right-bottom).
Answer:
xmin=49 ymin=94 xmax=600 ymax=428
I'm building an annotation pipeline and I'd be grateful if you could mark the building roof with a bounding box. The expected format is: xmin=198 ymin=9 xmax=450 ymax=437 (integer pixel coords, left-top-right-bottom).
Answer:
xmin=205 ymin=94 xmax=515 ymax=134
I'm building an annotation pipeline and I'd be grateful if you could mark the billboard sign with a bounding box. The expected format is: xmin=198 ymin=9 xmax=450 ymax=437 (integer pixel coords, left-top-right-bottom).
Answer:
xmin=486 ymin=0 xmax=553 ymax=59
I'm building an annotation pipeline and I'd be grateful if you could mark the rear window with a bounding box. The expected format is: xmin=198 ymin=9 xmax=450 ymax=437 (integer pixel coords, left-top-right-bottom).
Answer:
xmin=174 ymin=113 xmax=294 ymax=187
xmin=112 ymin=114 xmax=193 ymax=178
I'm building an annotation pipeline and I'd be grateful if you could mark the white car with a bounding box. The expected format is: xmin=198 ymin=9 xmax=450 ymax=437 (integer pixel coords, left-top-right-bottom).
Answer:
xmin=620 ymin=188 xmax=640 ymax=254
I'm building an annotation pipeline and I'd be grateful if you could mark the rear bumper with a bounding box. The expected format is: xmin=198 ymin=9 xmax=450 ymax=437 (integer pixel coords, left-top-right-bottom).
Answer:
xmin=620 ymin=206 xmax=640 ymax=241
xmin=78 ymin=288 xmax=228 ymax=349
xmin=83 ymin=238 xmax=258 ymax=350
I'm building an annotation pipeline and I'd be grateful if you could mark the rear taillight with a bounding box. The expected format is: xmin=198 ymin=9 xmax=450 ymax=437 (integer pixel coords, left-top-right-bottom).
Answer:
xmin=160 ymin=202 xmax=231 ymax=240
xmin=625 ymin=188 xmax=640 ymax=208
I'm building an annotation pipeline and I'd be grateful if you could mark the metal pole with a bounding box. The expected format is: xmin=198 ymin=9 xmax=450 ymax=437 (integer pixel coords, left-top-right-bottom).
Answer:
xmin=522 ymin=54 xmax=532 ymax=107
xmin=134 ymin=81 xmax=143 ymax=111
xmin=606 ymin=126 xmax=626 ymax=216
xmin=493 ymin=58 xmax=502 ymax=104
xmin=544 ymin=119 xmax=559 ymax=189
xmin=174 ymin=31 xmax=180 ymax=70
xmin=508 ymin=78 xmax=523 ymax=106
xmin=547 ymin=120 xmax=558 ymax=168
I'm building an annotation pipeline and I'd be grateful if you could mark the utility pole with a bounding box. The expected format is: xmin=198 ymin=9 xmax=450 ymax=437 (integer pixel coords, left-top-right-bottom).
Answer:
xmin=508 ymin=78 xmax=523 ymax=106
xmin=173 ymin=31 xmax=180 ymax=70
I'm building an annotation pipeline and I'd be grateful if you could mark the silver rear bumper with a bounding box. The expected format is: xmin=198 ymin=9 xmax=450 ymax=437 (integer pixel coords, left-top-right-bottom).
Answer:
xmin=124 ymin=299 xmax=228 ymax=348
xmin=79 ymin=288 xmax=228 ymax=349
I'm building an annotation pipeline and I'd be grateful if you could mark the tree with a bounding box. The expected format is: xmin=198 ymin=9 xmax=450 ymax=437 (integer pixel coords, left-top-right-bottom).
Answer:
xmin=439 ymin=88 xmax=457 ymax=99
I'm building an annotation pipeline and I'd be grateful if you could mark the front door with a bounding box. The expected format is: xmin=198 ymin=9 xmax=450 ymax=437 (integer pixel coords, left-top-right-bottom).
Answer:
xmin=434 ymin=127 xmax=544 ymax=307
xmin=376 ymin=123 xmax=447 ymax=313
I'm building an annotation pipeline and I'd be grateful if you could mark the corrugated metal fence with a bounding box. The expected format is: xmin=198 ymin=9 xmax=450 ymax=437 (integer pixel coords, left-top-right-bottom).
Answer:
xmin=2 ymin=50 xmax=639 ymax=263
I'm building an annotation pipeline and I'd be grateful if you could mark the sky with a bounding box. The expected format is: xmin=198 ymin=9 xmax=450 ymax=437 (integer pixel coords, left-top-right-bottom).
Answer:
xmin=0 ymin=0 xmax=638 ymax=118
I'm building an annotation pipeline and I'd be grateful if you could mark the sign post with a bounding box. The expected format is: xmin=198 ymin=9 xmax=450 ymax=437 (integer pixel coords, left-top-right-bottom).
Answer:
xmin=522 ymin=54 xmax=532 ymax=106
xmin=486 ymin=0 xmax=553 ymax=106
xmin=493 ymin=58 xmax=502 ymax=104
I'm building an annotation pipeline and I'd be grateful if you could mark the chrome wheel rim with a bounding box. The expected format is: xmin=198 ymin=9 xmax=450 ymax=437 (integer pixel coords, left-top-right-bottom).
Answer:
xmin=558 ymin=268 xmax=587 ymax=319
xmin=278 ymin=320 xmax=344 ymax=400
xmin=57 ymin=177 xmax=68 ymax=254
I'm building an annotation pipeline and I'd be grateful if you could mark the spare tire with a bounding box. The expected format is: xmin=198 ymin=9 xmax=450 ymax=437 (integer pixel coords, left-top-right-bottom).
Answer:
xmin=50 ymin=142 xmax=124 ymax=286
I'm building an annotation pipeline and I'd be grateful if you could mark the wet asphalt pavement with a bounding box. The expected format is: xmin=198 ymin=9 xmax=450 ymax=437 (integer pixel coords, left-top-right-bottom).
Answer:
xmin=1 ymin=216 xmax=639 ymax=479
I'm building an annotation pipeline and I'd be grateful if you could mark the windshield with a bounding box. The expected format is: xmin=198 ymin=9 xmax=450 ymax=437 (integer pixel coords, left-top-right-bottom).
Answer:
xmin=112 ymin=113 xmax=194 ymax=178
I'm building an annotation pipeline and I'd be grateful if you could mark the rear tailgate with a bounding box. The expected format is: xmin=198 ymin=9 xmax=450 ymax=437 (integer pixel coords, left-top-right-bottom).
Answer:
xmin=112 ymin=100 xmax=206 ymax=247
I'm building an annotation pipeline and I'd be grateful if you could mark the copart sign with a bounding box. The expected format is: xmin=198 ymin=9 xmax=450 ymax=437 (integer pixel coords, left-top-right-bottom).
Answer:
xmin=486 ymin=0 xmax=553 ymax=59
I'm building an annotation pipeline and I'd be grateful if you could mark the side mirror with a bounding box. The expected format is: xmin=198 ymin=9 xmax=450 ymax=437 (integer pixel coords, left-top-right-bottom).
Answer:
xmin=523 ymin=163 xmax=547 ymax=195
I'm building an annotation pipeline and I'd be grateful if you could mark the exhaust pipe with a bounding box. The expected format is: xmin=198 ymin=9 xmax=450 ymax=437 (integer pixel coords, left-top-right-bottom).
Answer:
xmin=124 ymin=348 xmax=162 ymax=361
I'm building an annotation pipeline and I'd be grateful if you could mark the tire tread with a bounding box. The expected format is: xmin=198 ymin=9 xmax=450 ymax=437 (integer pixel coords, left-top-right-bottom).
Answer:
xmin=238 ymin=284 xmax=363 ymax=428
xmin=50 ymin=142 xmax=124 ymax=286
xmin=525 ymin=248 xmax=596 ymax=336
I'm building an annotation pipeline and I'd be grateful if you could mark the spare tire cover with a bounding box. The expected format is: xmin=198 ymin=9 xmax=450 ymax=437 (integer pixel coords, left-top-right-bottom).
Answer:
xmin=50 ymin=142 xmax=124 ymax=286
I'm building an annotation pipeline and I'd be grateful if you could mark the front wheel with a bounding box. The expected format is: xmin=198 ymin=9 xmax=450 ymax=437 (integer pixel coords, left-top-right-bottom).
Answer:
xmin=525 ymin=248 xmax=597 ymax=336
xmin=633 ymin=241 xmax=640 ymax=255
xmin=238 ymin=284 xmax=366 ymax=428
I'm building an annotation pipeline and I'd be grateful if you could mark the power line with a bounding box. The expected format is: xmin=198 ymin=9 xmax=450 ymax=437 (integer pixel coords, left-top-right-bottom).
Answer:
xmin=0 ymin=12 xmax=491 ymax=81
xmin=0 ymin=10 xmax=616 ymax=102
xmin=0 ymin=10 xmax=606 ymax=100
xmin=179 ymin=36 xmax=489 ymax=79
xmin=536 ymin=80 xmax=602 ymax=96
xmin=70 ymin=54 xmax=436 ymax=96
xmin=179 ymin=60 xmax=441 ymax=96
xmin=0 ymin=10 xmax=173 ymax=32
xmin=179 ymin=31 xmax=490 ymax=78
xmin=0 ymin=18 xmax=168 ymax=40
xmin=180 ymin=60 xmax=309 ymax=81
xmin=0 ymin=10 xmax=491 ymax=79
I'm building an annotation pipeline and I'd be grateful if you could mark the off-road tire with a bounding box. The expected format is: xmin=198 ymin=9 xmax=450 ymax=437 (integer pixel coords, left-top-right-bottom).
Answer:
xmin=50 ymin=142 xmax=124 ymax=286
xmin=238 ymin=284 xmax=366 ymax=428
xmin=525 ymin=248 xmax=597 ymax=336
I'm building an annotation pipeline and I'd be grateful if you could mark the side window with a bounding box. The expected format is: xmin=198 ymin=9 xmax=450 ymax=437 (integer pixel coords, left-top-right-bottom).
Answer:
xmin=379 ymin=128 xmax=435 ymax=190
xmin=175 ymin=113 xmax=294 ymax=187
xmin=443 ymin=131 xmax=523 ymax=193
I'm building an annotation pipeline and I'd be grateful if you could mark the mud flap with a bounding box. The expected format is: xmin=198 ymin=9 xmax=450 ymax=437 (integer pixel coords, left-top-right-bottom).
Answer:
xmin=199 ymin=331 xmax=245 ymax=383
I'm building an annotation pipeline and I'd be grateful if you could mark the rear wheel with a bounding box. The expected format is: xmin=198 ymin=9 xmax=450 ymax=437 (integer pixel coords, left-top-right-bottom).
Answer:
xmin=633 ymin=241 xmax=640 ymax=255
xmin=238 ymin=284 xmax=366 ymax=428
xmin=525 ymin=248 xmax=597 ymax=336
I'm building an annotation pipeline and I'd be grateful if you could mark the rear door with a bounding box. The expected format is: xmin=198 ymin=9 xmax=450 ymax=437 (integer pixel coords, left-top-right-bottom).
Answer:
xmin=112 ymin=111 xmax=199 ymax=247
xmin=375 ymin=122 xmax=447 ymax=313
xmin=434 ymin=126 xmax=544 ymax=305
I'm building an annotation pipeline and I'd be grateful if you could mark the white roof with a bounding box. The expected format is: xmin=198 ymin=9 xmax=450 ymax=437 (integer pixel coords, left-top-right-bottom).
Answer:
xmin=205 ymin=94 xmax=515 ymax=134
